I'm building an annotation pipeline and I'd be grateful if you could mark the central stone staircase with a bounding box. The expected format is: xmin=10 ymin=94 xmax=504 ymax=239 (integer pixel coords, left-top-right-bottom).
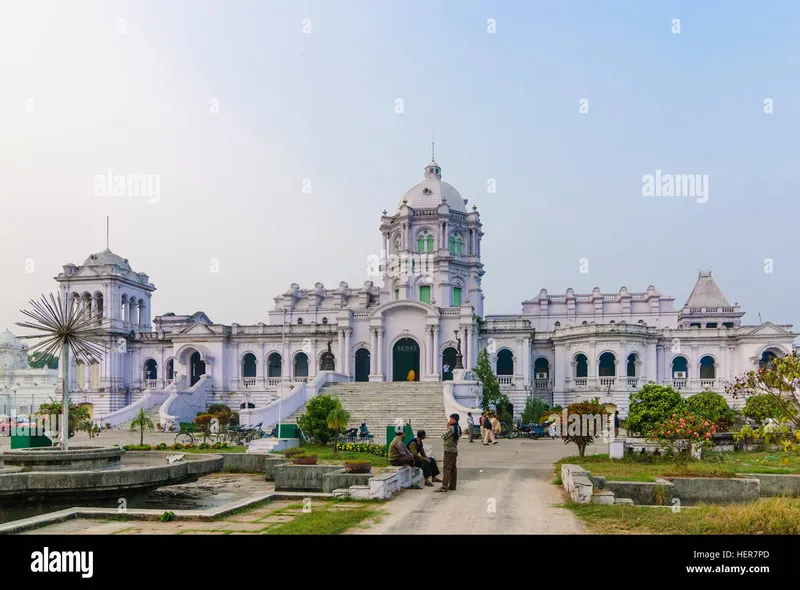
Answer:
xmin=110 ymin=403 xmax=163 ymax=432
xmin=284 ymin=382 xmax=447 ymax=443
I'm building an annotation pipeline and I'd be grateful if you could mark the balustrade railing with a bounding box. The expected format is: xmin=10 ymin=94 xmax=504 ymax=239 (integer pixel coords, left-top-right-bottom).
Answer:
xmin=268 ymin=377 xmax=282 ymax=386
xmin=534 ymin=379 xmax=551 ymax=390
xmin=498 ymin=376 xmax=514 ymax=386
xmin=293 ymin=377 xmax=308 ymax=384
xmin=626 ymin=377 xmax=640 ymax=388
xmin=144 ymin=379 xmax=158 ymax=389
xmin=573 ymin=377 xmax=588 ymax=387
xmin=599 ymin=377 xmax=616 ymax=387
xmin=243 ymin=377 xmax=257 ymax=388
xmin=672 ymin=379 xmax=686 ymax=389
xmin=700 ymin=379 xmax=716 ymax=389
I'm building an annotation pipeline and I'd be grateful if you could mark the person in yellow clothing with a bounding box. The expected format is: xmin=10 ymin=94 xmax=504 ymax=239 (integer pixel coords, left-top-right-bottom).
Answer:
xmin=407 ymin=369 xmax=415 ymax=381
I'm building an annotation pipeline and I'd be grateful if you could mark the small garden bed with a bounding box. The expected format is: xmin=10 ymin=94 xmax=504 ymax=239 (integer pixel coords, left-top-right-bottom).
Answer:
xmin=556 ymin=451 xmax=800 ymax=483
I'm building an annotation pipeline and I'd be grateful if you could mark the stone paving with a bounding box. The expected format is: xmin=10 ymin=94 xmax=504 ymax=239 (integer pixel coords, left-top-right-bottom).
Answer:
xmin=18 ymin=498 xmax=370 ymax=535
xmin=359 ymin=436 xmax=607 ymax=534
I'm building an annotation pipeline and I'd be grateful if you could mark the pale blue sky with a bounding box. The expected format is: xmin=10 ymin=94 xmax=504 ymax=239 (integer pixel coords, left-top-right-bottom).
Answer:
xmin=1 ymin=0 xmax=799 ymax=333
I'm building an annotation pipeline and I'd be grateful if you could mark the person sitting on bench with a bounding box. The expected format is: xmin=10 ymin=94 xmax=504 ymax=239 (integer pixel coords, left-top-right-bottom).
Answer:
xmin=407 ymin=430 xmax=441 ymax=487
xmin=388 ymin=426 xmax=414 ymax=467
xmin=358 ymin=421 xmax=370 ymax=439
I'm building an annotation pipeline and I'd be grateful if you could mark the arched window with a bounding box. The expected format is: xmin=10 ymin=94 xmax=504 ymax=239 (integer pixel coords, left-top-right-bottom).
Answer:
xmin=268 ymin=353 xmax=282 ymax=377
xmin=575 ymin=354 xmax=588 ymax=378
xmin=456 ymin=235 xmax=463 ymax=255
xmin=497 ymin=350 xmax=514 ymax=376
xmin=294 ymin=353 xmax=308 ymax=377
xmin=166 ymin=359 xmax=174 ymax=381
xmin=598 ymin=352 xmax=616 ymax=377
xmin=417 ymin=235 xmax=424 ymax=252
xmin=449 ymin=235 xmax=455 ymax=254
xmin=700 ymin=356 xmax=716 ymax=379
xmin=672 ymin=356 xmax=688 ymax=379
xmin=297 ymin=318 xmax=303 ymax=325
xmin=395 ymin=239 xmax=400 ymax=255
xmin=627 ymin=354 xmax=637 ymax=377
xmin=759 ymin=350 xmax=778 ymax=370
xmin=322 ymin=317 xmax=328 ymax=325
xmin=242 ymin=353 xmax=257 ymax=378
xmin=427 ymin=234 xmax=434 ymax=252
xmin=144 ymin=359 xmax=158 ymax=381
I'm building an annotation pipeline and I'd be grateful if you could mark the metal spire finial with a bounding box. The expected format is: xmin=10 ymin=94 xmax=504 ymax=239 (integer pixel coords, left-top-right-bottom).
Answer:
xmin=430 ymin=131 xmax=436 ymax=162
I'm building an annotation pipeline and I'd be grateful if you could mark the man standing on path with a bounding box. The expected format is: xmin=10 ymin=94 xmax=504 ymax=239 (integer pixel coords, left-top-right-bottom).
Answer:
xmin=467 ymin=412 xmax=475 ymax=443
xmin=436 ymin=413 xmax=461 ymax=493
xmin=482 ymin=413 xmax=493 ymax=445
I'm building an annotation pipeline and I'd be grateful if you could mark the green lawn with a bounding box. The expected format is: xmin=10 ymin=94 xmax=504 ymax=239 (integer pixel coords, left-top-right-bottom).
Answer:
xmin=566 ymin=498 xmax=800 ymax=534
xmin=555 ymin=451 xmax=800 ymax=482
xmin=265 ymin=499 xmax=384 ymax=535
xmin=273 ymin=442 xmax=390 ymax=467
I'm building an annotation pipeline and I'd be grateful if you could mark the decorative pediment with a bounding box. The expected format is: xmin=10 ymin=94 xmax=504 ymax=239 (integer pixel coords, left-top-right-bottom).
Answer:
xmin=179 ymin=322 xmax=215 ymax=335
xmin=748 ymin=322 xmax=790 ymax=337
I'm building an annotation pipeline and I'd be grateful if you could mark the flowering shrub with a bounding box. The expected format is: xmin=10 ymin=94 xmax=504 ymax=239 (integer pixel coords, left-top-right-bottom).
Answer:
xmin=198 ymin=442 xmax=211 ymax=449
xmin=337 ymin=442 xmax=388 ymax=458
xmin=649 ymin=412 xmax=716 ymax=465
xmin=154 ymin=443 xmax=168 ymax=451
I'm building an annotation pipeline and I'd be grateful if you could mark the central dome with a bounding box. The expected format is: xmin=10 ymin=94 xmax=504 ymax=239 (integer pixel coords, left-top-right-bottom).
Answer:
xmin=398 ymin=160 xmax=467 ymax=213
xmin=82 ymin=248 xmax=132 ymax=271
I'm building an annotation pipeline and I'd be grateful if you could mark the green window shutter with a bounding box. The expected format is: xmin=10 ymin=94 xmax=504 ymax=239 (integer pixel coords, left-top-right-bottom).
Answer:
xmin=417 ymin=237 xmax=424 ymax=252
xmin=453 ymin=287 xmax=462 ymax=307
xmin=456 ymin=238 xmax=463 ymax=255
xmin=420 ymin=285 xmax=431 ymax=304
xmin=449 ymin=236 xmax=455 ymax=254
xmin=427 ymin=236 xmax=434 ymax=252
xmin=395 ymin=241 xmax=400 ymax=255
xmin=394 ymin=289 xmax=399 ymax=300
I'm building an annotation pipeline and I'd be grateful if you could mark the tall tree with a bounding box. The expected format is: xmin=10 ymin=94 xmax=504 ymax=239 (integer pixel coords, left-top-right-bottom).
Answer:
xmin=472 ymin=348 xmax=509 ymax=411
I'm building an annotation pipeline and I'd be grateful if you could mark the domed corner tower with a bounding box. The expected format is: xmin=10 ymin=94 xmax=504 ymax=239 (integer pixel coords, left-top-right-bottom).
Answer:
xmin=378 ymin=158 xmax=485 ymax=316
xmin=55 ymin=248 xmax=157 ymax=395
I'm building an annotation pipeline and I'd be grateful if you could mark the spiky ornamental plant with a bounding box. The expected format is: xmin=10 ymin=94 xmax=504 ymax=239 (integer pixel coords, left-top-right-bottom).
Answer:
xmin=16 ymin=293 xmax=107 ymax=449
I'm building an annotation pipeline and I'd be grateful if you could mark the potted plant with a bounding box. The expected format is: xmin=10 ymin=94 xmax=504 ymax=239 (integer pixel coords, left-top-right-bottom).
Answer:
xmin=291 ymin=453 xmax=318 ymax=465
xmin=343 ymin=459 xmax=372 ymax=473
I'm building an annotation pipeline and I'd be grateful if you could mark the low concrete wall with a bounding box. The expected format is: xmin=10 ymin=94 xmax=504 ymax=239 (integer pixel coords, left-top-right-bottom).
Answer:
xmin=264 ymin=457 xmax=289 ymax=481
xmin=561 ymin=464 xmax=593 ymax=503
xmin=602 ymin=479 xmax=676 ymax=506
xmin=743 ymin=473 xmax=800 ymax=497
xmin=321 ymin=469 xmax=374 ymax=493
xmin=220 ymin=454 xmax=273 ymax=474
xmin=0 ymin=453 xmax=223 ymax=501
xmin=667 ymin=476 xmax=760 ymax=505
xmin=274 ymin=464 xmax=344 ymax=491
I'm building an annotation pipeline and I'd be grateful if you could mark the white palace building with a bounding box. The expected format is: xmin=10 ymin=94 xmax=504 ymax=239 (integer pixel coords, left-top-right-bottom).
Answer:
xmin=8 ymin=158 xmax=797 ymax=430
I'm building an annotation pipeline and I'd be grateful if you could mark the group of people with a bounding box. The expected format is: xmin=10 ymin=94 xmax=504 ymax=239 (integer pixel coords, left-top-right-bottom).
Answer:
xmin=388 ymin=413 xmax=462 ymax=493
xmin=466 ymin=411 xmax=500 ymax=445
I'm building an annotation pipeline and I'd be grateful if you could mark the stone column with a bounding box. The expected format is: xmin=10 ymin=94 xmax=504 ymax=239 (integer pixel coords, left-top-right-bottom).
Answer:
xmin=377 ymin=328 xmax=385 ymax=380
xmin=433 ymin=327 xmax=440 ymax=379
xmin=370 ymin=329 xmax=377 ymax=375
xmin=344 ymin=328 xmax=352 ymax=376
xmin=337 ymin=330 xmax=345 ymax=373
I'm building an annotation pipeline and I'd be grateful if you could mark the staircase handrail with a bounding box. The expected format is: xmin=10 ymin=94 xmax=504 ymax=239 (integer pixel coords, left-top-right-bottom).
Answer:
xmin=98 ymin=385 xmax=173 ymax=428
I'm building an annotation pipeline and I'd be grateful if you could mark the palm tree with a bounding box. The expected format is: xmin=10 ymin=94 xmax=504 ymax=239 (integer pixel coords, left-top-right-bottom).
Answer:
xmin=327 ymin=406 xmax=351 ymax=454
xmin=16 ymin=293 xmax=106 ymax=450
xmin=131 ymin=408 xmax=155 ymax=446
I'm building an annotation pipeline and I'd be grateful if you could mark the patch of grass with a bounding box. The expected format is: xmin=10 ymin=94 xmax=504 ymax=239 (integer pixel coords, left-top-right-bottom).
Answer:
xmin=555 ymin=451 xmax=800 ymax=483
xmin=213 ymin=499 xmax=273 ymax=521
xmin=265 ymin=505 xmax=381 ymax=535
xmin=104 ymin=514 xmax=129 ymax=522
xmin=567 ymin=498 xmax=800 ymax=535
